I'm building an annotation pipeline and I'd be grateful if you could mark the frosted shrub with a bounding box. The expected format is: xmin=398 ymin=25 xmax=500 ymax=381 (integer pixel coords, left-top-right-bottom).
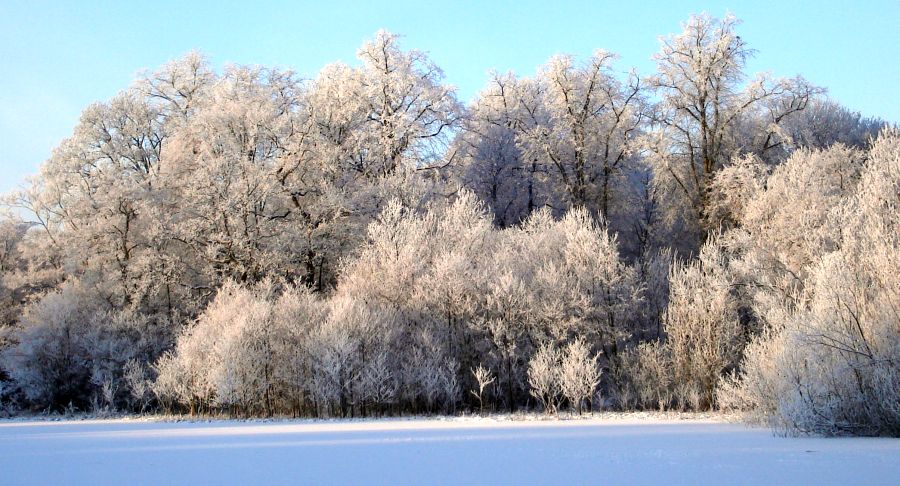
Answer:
xmin=357 ymin=351 xmax=397 ymax=414
xmin=470 ymin=365 xmax=495 ymax=414
xmin=528 ymin=343 xmax=562 ymax=414
xmin=527 ymin=338 xmax=602 ymax=414
xmin=717 ymin=323 xmax=793 ymax=426
xmin=665 ymin=234 xmax=742 ymax=410
xmin=0 ymin=285 xmax=100 ymax=410
xmin=123 ymin=359 xmax=152 ymax=413
xmin=309 ymin=294 xmax=397 ymax=416
xmin=151 ymin=352 xmax=188 ymax=413
xmin=306 ymin=319 xmax=356 ymax=416
xmin=325 ymin=187 xmax=640 ymax=414
xmin=615 ymin=341 xmax=674 ymax=410
xmin=705 ymin=154 xmax=769 ymax=227
xmin=726 ymin=249 xmax=900 ymax=435
xmin=559 ymin=338 xmax=602 ymax=413
xmin=0 ymin=380 xmax=7 ymax=414
xmin=212 ymin=293 xmax=278 ymax=413
xmin=154 ymin=280 xmax=326 ymax=416
xmin=0 ymin=283 xmax=171 ymax=412
xmin=723 ymin=130 xmax=900 ymax=436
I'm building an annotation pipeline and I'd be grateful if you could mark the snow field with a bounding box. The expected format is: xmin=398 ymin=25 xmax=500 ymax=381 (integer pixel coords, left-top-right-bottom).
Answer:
xmin=1 ymin=415 xmax=897 ymax=485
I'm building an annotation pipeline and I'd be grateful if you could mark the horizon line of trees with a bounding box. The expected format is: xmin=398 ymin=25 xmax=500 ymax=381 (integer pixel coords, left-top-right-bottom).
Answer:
xmin=0 ymin=13 xmax=896 ymax=437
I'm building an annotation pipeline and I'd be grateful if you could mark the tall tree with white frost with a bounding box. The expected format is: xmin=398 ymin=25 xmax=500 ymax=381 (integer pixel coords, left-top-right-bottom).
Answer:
xmin=516 ymin=52 xmax=644 ymax=217
xmin=454 ymin=53 xmax=645 ymax=234
xmin=646 ymin=13 xmax=819 ymax=231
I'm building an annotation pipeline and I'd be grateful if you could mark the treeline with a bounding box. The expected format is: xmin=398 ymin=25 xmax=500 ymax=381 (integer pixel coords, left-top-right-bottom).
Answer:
xmin=0 ymin=14 xmax=896 ymax=436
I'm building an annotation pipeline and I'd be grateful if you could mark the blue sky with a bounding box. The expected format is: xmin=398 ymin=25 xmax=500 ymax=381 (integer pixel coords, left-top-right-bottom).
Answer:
xmin=1 ymin=0 xmax=897 ymax=195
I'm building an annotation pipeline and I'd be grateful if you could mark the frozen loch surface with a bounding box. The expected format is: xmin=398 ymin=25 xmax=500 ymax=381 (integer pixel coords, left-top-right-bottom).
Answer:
xmin=0 ymin=416 xmax=897 ymax=485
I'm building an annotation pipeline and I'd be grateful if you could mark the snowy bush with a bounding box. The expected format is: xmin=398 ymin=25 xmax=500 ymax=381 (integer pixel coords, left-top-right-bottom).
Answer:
xmin=154 ymin=281 xmax=326 ymax=416
xmin=150 ymin=189 xmax=640 ymax=417
xmin=614 ymin=341 xmax=673 ymax=410
xmin=528 ymin=343 xmax=562 ymax=414
xmin=558 ymin=338 xmax=602 ymax=413
xmin=528 ymin=338 xmax=602 ymax=414
xmin=664 ymin=234 xmax=742 ymax=410
xmin=306 ymin=318 xmax=357 ymax=416
xmin=123 ymin=359 xmax=152 ymax=413
xmin=0 ymin=283 xmax=172 ymax=412
xmin=722 ymin=130 xmax=900 ymax=436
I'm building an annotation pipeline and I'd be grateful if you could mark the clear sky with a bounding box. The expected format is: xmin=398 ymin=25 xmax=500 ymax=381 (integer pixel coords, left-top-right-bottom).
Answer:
xmin=1 ymin=0 xmax=897 ymax=195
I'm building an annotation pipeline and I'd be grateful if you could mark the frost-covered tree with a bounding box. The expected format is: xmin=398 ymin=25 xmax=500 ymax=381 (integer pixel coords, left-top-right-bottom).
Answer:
xmin=516 ymin=52 xmax=644 ymax=218
xmin=0 ymin=32 xmax=466 ymax=413
xmin=0 ymin=215 xmax=29 ymax=333
xmin=781 ymin=96 xmax=886 ymax=151
xmin=138 ymin=51 xmax=214 ymax=120
xmin=355 ymin=30 xmax=461 ymax=174
xmin=469 ymin=364 xmax=495 ymax=414
xmin=279 ymin=30 xmax=461 ymax=287
xmin=646 ymin=13 xmax=819 ymax=232
xmin=2 ymin=16 xmax=895 ymax=428
xmin=6 ymin=90 xmax=168 ymax=312
xmin=160 ymin=65 xmax=309 ymax=288
xmin=454 ymin=53 xmax=645 ymax=236
xmin=451 ymin=73 xmax=535 ymax=227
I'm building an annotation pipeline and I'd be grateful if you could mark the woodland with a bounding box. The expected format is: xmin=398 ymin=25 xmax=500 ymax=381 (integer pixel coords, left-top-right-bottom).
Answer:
xmin=0 ymin=13 xmax=896 ymax=437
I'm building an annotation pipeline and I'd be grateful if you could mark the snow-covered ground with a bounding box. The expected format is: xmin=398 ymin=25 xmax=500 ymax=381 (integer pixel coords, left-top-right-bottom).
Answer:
xmin=1 ymin=414 xmax=897 ymax=485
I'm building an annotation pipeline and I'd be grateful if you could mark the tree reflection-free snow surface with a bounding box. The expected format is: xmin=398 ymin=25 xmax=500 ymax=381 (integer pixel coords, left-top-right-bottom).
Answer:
xmin=1 ymin=416 xmax=897 ymax=485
